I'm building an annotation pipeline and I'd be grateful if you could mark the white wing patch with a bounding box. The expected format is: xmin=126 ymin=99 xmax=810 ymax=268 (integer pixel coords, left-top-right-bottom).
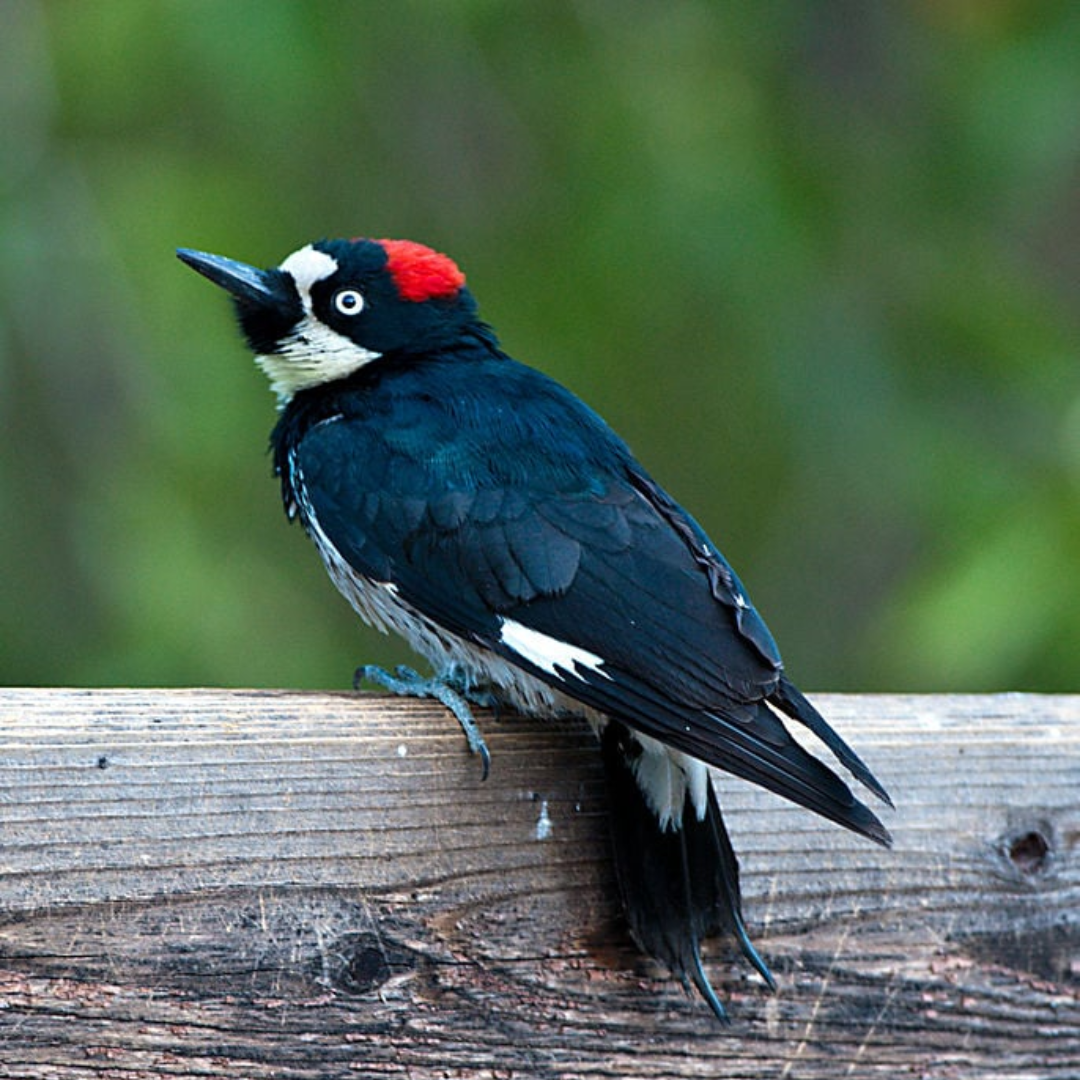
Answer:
xmin=498 ymin=619 xmax=610 ymax=680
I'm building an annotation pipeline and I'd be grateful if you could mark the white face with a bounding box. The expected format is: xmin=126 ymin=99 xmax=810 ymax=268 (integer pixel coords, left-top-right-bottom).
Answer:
xmin=256 ymin=245 xmax=381 ymax=405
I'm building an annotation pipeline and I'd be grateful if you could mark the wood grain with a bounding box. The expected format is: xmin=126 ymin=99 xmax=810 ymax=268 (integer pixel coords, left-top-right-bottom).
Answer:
xmin=0 ymin=688 xmax=1077 ymax=1078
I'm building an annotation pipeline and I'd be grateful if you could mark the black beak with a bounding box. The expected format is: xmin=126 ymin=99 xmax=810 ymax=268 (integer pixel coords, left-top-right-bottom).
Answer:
xmin=177 ymin=248 xmax=281 ymax=306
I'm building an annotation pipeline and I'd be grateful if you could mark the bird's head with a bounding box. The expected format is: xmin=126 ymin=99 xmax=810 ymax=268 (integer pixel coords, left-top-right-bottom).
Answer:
xmin=178 ymin=237 xmax=478 ymax=404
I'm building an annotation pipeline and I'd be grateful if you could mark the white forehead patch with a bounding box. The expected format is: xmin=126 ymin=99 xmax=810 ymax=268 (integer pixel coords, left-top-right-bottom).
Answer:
xmin=279 ymin=245 xmax=339 ymax=313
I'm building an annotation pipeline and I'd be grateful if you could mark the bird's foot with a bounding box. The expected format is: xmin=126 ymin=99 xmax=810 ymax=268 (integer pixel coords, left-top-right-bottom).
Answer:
xmin=354 ymin=664 xmax=494 ymax=779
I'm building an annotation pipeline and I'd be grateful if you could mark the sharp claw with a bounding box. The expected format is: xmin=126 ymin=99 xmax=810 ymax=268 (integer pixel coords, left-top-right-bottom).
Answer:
xmin=354 ymin=663 xmax=494 ymax=776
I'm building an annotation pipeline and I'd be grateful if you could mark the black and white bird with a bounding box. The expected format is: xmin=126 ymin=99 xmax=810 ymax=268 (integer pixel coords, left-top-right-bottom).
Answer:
xmin=178 ymin=236 xmax=892 ymax=1020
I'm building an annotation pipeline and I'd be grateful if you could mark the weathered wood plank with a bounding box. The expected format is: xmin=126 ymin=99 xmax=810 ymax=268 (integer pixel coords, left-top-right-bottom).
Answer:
xmin=0 ymin=688 xmax=1077 ymax=1078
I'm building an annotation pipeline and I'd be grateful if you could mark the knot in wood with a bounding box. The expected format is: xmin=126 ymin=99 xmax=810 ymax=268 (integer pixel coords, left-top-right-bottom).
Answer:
xmin=1007 ymin=829 xmax=1051 ymax=876
xmin=323 ymin=931 xmax=417 ymax=995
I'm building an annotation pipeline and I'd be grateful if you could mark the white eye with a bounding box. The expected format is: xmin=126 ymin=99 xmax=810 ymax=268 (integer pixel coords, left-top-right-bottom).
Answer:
xmin=333 ymin=289 xmax=364 ymax=316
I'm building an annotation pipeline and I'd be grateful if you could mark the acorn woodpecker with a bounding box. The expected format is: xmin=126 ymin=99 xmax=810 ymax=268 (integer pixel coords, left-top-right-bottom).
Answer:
xmin=178 ymin=237 xmax=892 ymax=1020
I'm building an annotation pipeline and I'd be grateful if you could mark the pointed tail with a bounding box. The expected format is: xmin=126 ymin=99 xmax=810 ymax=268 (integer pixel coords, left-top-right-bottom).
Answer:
xmin=600 ymin=721 xmax=774 ymax=1021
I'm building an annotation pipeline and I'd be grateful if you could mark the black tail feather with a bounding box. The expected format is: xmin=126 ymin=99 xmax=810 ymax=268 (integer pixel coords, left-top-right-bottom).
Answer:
xmin=600 ymin=722 xmax=774 ymax=1021
xmin=771 ymin=676 xmax=894 ymax=808
xmin=698 ymin=782 xmax=776 ymax=993
xmin=571 ymin=662 xmax=892 ymax=848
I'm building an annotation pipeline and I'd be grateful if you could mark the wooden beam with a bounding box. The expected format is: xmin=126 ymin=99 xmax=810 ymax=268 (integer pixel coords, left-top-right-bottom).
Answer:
xmin=0 ymin=688 xmax=1077 ymax=1077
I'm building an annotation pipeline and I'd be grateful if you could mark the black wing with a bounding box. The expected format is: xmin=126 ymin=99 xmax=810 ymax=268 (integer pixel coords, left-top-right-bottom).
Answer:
xmin=291 ymin=371 xmax=890 ymax=845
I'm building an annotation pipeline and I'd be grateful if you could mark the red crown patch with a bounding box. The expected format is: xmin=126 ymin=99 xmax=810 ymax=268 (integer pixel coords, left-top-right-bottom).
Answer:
xmin=377 ymin=239 xmax=466 ymax=302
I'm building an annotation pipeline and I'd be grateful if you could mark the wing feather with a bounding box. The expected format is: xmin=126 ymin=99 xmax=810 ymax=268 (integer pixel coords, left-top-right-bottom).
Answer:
xmin=291 ymin=378 xmax=890 ymax=844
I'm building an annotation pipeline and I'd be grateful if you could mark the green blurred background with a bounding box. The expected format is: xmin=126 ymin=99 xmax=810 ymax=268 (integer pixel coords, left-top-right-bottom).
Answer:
xmin=3 ymin=0 xmax=1079 ymax=694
